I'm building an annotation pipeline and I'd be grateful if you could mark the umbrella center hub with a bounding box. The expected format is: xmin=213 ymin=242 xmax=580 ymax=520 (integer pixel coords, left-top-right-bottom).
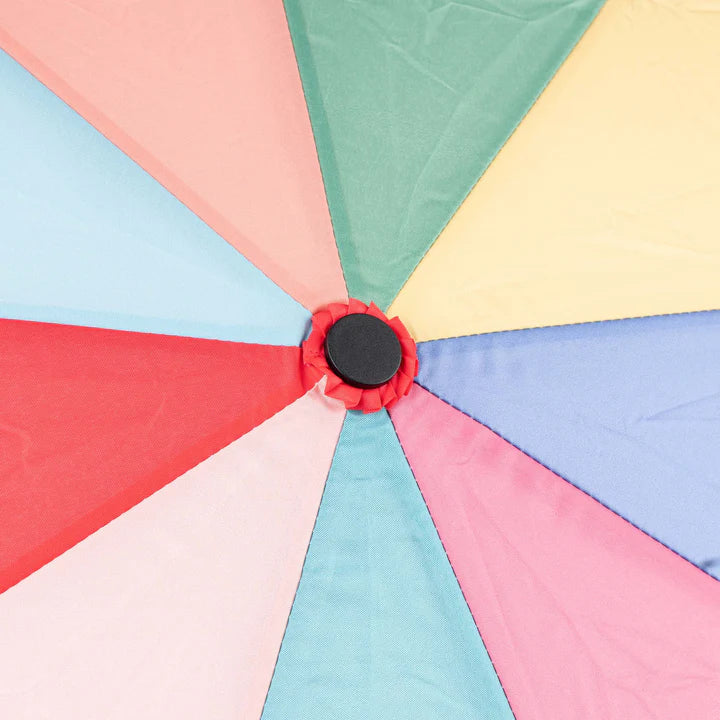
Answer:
xmin=324 ymin=313 xmax=402 ymax=389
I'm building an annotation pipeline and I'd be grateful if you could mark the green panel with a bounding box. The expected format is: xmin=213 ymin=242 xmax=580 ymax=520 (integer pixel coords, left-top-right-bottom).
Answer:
xmin=284 ymin=0 xmax=605 ymax=308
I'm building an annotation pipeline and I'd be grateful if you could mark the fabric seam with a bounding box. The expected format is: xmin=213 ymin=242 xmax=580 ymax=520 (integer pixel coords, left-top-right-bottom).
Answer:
xmin=415 ymin=381 xmax=720 ymax=583
xmin=385 ymin=0 xmax=610 ymax=311
xmin=387 ymin=410 xmax=519 ymax=720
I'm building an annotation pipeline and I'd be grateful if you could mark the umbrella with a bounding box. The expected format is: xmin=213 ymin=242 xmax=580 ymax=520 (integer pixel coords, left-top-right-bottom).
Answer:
xmin=1 ymin=0 xmax=719 ymax=718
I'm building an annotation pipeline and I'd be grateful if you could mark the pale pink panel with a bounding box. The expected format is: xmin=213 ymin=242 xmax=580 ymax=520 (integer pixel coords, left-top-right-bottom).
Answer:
xmin=0 ymin=387 xmax=345 ymax=720
xmin=0 ymin=1 xmax=347 ymax=310
xmin=390 ymin=384 xmax=720 ymax=720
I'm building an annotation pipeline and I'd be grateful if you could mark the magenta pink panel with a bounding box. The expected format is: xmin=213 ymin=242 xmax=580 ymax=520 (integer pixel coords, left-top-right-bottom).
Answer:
xmin=391 ymin=384 xmax=720 ymax=720
xmin=0 ymin=0 xmax=347 ymax=310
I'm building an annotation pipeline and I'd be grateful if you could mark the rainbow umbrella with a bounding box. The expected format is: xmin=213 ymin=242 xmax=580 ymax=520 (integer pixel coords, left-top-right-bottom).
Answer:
xmin=1 ymin=1 xmax=719 ymax=717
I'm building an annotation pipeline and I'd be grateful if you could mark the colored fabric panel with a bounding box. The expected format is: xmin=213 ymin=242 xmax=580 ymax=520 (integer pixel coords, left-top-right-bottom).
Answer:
xmin=262 ymin=410 xmax=513 ymax=720
xmin=0 ymin=318 xmax=307 ymax=593
xmin=0 ymin=1 xmax=346 ymax=311
xmin=389 ymin=0 xmax=720 ymax=339
xmin=0 ymin=50 xmax=309 ymax=345
xmin=391 ymin=385 xmax=720 ymax=720
xmin=285 ymin=0 xmax=605 ymax=308
xmin=416 ymin=311 xmax=720 ymax=579
xmin=0 ymin=388 xmax=345 ymax=720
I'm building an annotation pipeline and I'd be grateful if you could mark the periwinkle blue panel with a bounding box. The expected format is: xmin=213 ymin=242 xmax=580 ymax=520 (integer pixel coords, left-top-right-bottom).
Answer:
xmin=0 ymin=50 xmax=309 ymax=345
xmin=262 ymin=410 xmax=513 ymax=720
xmin=418 ymin=311 xmax=720 ymax=578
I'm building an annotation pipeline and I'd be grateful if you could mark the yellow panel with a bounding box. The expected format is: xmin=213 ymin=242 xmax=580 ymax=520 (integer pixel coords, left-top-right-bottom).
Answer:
xmin=389 ymin=0 xmax=720 ymax=341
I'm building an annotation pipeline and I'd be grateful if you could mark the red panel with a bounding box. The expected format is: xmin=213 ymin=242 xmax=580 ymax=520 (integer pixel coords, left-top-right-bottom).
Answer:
xmin=391 ymin=384 xmax=720 ymax=720
xmin=0 ymin=319 xmax=304 ymax=593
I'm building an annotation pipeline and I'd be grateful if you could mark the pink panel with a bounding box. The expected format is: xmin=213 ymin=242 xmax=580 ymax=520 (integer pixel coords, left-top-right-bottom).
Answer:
xmin=0 ymin=387 xmax=345 ymax=720
xmin=0 ymin=1 xmax=347 ymax=310
xmin=391 ymin=384 xmax=720 ymax=720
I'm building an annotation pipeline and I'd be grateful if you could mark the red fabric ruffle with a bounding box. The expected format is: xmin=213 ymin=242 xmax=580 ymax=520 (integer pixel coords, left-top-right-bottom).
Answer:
xmin=302 ymin=299 xmax=419 ymax=413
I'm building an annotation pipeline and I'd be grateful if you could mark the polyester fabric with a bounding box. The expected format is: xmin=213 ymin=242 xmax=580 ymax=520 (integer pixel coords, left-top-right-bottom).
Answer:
xmin=285 ymin=0 xmax=605 ymax=308
xmin=0 ymin=50 xmax=310 ymax=344
xmin=0 ymin=388 xmax=345 ymax=720
xmin=389 ymin=0 xmax=720 ymax=339
xmin=416 ymin=311 xmax=720 ymax=579
xmin=0 ymin=0 xmax=347 ymax=310
xmin=392 ymin=384 xmax=720 ymax=720
xmin=262 ymin=410 xmax=513 ymax=720
xmin=0 ymin=319 xmax=306 ymax=593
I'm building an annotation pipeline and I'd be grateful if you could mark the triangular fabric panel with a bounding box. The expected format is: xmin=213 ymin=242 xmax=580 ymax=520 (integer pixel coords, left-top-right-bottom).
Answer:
xmin=389 ymin=0 xmax=720 ymax=339
xmin=0 ymin=2 xmax=346 ymax=311
xmin=262 ymin=410 xmax=513 ymax=720
xmin=0 ymin=388 xmax=345 ymax=720
xmin=0 ymin=318 xmax=306 ymax=593
xmin=0 ymin=49 xmax=309 ymax=345
xmin=416 ymin=311 xmax=720 ymax=579
xmin=391 ymin=385 xmax=720 ymax=720
xmin=285 ymin=0 xmax=605 ymax=308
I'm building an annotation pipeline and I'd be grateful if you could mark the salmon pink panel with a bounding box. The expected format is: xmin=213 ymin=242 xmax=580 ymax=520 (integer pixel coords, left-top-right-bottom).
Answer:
xmin=0 ymin=48 xmax=309 ymax=345
xmin=0 ymin=0 xmax=346 ymax=310
xmin=0 ymin=318 xmax=306 ymax=594
xmin=0 ymin=387 xmax=345 ymax=720
xmin=391 ymin=385 xmax=720 ymax=720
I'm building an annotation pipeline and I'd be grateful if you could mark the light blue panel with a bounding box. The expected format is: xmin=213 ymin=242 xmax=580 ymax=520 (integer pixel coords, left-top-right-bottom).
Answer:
xmin=418 ymin=311 xmax=720 ymax=579
xmin=0 ymin=50 xmax=309 ymax=344
xmin=262 ymin=410 xmax=513 ymax=720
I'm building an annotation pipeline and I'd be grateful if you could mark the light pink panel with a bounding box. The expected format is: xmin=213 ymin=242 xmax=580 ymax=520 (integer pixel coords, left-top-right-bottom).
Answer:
xmin=391 ymin=384 xmax=720 ymax=720
xmin=0 ymin=387 xmax=345 ymax=720
xmin=0 ymin=0 xmax=347 ymax=310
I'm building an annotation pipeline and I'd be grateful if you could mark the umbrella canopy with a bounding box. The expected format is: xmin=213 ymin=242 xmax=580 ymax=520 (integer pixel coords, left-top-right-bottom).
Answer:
xmin=1 ymin=1 xmax=719 ymax=718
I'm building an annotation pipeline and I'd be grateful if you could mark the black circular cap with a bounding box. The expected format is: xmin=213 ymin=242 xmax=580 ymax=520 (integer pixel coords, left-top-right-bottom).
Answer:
xmin=324 ymin=313 xmax=402 ymax=389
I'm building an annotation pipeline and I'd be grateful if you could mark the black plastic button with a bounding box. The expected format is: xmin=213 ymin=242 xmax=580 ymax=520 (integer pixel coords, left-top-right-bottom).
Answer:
xmin=324 ymin=313 xmax=402 ymax=389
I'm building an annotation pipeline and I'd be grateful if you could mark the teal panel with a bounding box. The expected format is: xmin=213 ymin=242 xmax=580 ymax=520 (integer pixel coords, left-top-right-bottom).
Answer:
xmin=0 ymin=49 xmax=309 ymax=345
xmin=285 ymin=0 xmax=605 ymax=308
xmin=262 ymin=410 xmax=513 ymax=719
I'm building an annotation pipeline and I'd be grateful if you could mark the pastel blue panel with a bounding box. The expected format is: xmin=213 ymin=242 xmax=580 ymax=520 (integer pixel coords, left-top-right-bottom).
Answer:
xmin=0 ymin=50 xmax=309 ymax=345
xmin=417 ymin=311 xmax=720 ymax=579
xmin=262 ymin=410 xmax=513 ymax=720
